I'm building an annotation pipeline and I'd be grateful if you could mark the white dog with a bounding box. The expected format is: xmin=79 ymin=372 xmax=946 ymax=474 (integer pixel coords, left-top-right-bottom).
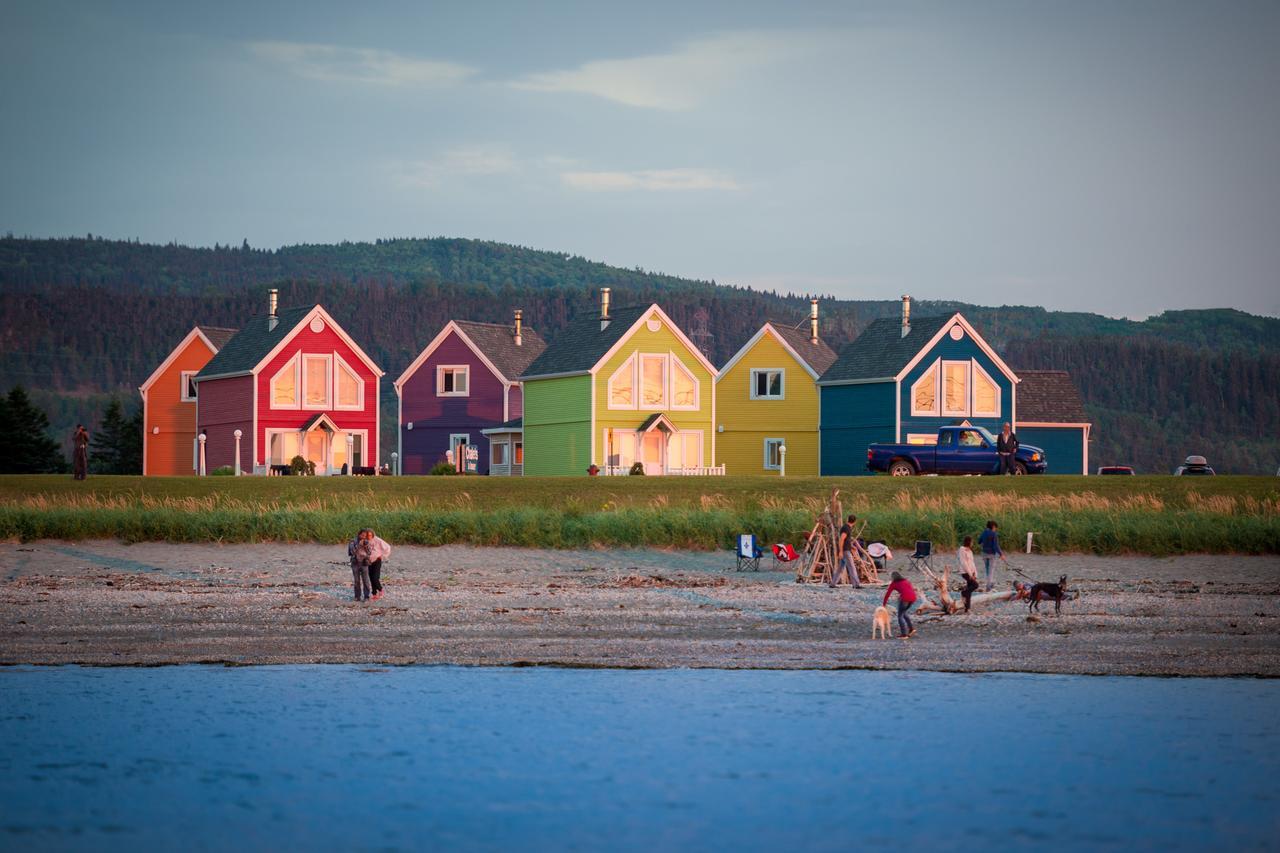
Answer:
xmin=872 ymin=605 xmax=893 ymax=639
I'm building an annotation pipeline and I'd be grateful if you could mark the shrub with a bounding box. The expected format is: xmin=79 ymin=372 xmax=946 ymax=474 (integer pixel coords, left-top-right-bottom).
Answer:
xmin=628 ymin=462 xmax=645 ymax=476
xmin=429 ymin=462 xmax=459 ymax=476
xmin=210 ymin=465 xmax=236 ymax=476
xmin=289 ymin=455 xmax=315 ymax=476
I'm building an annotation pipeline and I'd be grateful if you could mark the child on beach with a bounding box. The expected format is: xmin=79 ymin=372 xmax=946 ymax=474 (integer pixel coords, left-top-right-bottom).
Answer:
xmin=957 ymin=535 xmax=980 ymax=613
xmin=883 ymin=571 xmax=918 ymax=639
xmin=348 ymin=529 xmax=373 ymax=602
xmin=977 ymin=520 xmax=1006 ymax=592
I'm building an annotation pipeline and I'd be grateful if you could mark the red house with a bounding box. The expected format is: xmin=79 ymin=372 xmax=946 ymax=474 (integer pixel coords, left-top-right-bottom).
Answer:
xmin=193 ymin=291 xmax=384 ymax=474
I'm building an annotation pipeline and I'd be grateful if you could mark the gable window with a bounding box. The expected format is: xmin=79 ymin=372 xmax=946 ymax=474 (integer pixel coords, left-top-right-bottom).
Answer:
xmin=608 ymin=354 xmax=637 ymax=409
xmin=751 ymin=369 xmax=784 ymax=400
xmin=942 ymin=361 xmax=969 ymax=417
xmin=303 ymin=354 xmax=332 ymax=409
xmin=763 ymin=438 xmax=784 ymax=471
xmin=180 ymin=371 xmax=198 ymax=402
xmin=972 ymin=362 xmax=1000 ymax=417
xmin=335 ymin=354 xmax=362 ymax=409
xmin=911 ymin=361 xmax=940 ymax=417
xmin=640 ymin=354 xmax=667 ymax=408
xmin=437 ymin=366 xmax=469 ymax=397
xmin=670 ymin=354 xmax=698 ymax=409
xmin=270 ymin=355 xmax=300 ymax=409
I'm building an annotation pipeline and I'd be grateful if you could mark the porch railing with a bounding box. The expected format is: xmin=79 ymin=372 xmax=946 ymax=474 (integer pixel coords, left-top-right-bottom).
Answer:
xmin=600 ymin=464 xmax=725 ymax=476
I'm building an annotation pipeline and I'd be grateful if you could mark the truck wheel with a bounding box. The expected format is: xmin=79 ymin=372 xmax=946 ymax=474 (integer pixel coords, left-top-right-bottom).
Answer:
xmin=888 ymin=460 xmax=915 ymax=477
xmin=1012 ymin=461 xmax=1027 ymax=475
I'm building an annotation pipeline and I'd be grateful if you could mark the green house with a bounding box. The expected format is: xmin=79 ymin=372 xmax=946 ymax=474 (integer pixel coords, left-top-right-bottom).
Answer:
xmin=519 ymin=290 xmax=721 ymax=476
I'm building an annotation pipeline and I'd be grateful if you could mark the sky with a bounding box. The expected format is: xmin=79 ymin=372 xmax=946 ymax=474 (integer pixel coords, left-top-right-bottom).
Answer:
xmin=2 ymin=0 xmax=1278 ymax=319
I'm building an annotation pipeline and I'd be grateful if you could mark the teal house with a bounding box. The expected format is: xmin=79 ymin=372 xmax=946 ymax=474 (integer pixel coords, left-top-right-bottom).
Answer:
xmin=818 ymin=298 xmax=1090 ymax=475
xmin=1007 ymin=370 xmax=1092 ymax=475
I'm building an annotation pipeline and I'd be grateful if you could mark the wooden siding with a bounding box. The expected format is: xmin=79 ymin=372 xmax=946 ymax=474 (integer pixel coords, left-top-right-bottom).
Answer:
xmin=1017 ymin=426 xmax=1088 ymax=475
xmin=399 ymin=330 xmax=506 ymax=475
xmin=143 ymin=336 xmax=216 ymax=476
xmin=896 ymin=330 xmax=1014 ymax=441
xmin=819 ymin=381 xmax=896 ymax=475
xmin=196 ymin=374 xmax=254 ymax=473
xmin=715 ymin=330 xmax=820 ymax=476
xmin=591 ymin=310 xmax=715 ymax=469
xmin=522 ymin=374 xmax=591 ymax=476
xmin=255 ymin=318 xmax=379 ymax=468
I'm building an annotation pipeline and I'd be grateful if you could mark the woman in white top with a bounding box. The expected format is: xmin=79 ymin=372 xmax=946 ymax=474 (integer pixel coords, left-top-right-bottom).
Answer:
xmin=957 ymin=536 xmax=979 ymax=613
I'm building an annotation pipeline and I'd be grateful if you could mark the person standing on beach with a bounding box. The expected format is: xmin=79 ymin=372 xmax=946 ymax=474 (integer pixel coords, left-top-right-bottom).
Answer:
xmin=957 ymin=535 xmax=980 ymax=612
xmin=996 ymin=423 xmax=1018 ymax=475
xmin=365 ymin=529 xmax=392 ymax=600
xmin=829 ymin=515 xmax=862 ymax=588
xmin=348 ymin=529 xmax=373 ymax=602
xmin=883 ymin=571 xmax=918 ymax=639
xmin=977 ymin=520 xmax=1006 ymax=591
xmin=72 ymin=424 xmax=89 ymax=480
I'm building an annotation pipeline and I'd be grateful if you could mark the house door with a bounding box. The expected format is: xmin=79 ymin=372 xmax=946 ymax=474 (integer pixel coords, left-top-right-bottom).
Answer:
xmin=641 ymin=430 xmax=666 ymax=475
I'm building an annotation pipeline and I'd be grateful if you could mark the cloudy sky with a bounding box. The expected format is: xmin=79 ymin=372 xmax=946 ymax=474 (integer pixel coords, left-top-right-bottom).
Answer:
xmin=2 ymin=0 xmax=1277 ymax=318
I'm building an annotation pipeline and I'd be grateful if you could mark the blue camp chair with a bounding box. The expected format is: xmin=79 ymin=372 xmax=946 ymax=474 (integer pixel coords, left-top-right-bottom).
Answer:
xmin=907 ymin=540 xmax=934 ymax=575
xmin=735 ymin=534 xmax=763 ymax=571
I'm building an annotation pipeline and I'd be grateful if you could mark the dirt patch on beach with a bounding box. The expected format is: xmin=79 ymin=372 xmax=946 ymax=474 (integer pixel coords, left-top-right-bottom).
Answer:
xmin=1 ymin=542 xmax=1277 ymax=676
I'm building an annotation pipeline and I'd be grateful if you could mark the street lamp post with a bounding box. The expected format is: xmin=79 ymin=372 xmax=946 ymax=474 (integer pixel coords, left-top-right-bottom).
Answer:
xmin=391 ymin=451 xmax=398 ymax=476
xmin=233 ymin=429 xmax=242 ymax=476
xmin=779 ymin=444 xmax=787 ymax=478
xmin=197 ymin=432 xmax=207 ymax=477
xmin=346 ymin=433 xmax=355 ymax=474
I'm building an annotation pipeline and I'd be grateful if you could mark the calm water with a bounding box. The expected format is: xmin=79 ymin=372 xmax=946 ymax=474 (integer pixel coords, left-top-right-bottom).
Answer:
xmin=1 ymin=666 xmax=1277 ymax=851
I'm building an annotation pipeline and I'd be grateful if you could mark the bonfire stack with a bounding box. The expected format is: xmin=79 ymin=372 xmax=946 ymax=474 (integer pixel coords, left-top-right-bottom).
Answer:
xmin=796 ymin=489 xmax=843 ymax=584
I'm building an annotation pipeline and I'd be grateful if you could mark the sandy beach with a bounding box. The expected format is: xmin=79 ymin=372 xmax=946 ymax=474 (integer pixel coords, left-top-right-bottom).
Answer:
xmin=2 ymin=541 xmax=1277 ymax=676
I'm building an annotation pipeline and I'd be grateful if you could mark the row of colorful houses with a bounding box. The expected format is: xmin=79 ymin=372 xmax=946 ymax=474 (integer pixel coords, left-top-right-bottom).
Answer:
xmin=140 ymin=289 xmax=1092 ymax=476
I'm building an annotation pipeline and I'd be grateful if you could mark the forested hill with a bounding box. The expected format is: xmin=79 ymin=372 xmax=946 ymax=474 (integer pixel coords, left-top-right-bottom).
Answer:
xmin=2 ymin=235 xmax=1277 ymax=473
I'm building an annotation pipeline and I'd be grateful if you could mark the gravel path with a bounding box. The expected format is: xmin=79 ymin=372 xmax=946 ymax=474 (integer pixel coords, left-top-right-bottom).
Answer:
xmin=2 ymin=542 xmax=1277 ymax=676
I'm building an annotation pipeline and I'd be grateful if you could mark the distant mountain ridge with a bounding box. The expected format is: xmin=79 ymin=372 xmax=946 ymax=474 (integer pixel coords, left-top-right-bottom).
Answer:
xmin=2 ymin=236 xmax=1276 ymax=473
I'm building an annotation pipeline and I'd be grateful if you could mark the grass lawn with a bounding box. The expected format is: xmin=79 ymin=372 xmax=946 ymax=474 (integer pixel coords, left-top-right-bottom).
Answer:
xmin=1 ymin=474 xmax=1277 ymax=554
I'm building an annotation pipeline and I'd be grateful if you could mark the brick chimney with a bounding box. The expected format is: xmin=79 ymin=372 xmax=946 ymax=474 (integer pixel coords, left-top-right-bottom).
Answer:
xmin=900 ymin=295 xmax=911 ymax=338
xmin=513 ymin=309 xmax=523 ymax=346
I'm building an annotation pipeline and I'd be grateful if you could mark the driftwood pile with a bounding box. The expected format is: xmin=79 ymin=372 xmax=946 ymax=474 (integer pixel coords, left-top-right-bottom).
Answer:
xmin=795 ymin=489 xmax=880 ymax=586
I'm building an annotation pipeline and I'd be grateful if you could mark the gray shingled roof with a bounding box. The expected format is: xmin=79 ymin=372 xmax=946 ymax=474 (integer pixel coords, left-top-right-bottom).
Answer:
xmin=1014 ymin=370 xmax=1089 ymax=423
xmin=769 ymin=324 xmax=838 ymax=376
xmin=196 ymin=326 xmax=238 ymax=351
xmin=454 ymin=320 xmax=547 ymax=382
xmin=817 ymin=314 xmax=953 ymax=384
xmin=196 ymin=306 xmax=317 ymax=378
xmin=520 ymin=305 xmax=651 ymax=378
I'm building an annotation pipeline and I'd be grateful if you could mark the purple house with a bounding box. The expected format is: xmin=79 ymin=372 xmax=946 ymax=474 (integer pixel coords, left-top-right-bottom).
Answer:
xmin=394 ymin=312 xmax=546 ymax=475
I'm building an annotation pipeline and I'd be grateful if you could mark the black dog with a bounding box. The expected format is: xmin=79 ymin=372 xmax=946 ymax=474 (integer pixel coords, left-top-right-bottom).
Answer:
xmin=1028 ymin=575 xmax=1069 ymax=615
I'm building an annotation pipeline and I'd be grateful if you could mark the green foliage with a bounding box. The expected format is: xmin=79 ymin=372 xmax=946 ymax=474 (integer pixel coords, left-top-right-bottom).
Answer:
xmin=429 ymin=462 xmax=459 ymax=476
xmin=0 ymin=386 xmax=66 ymax=474
xmin=210 ymin=465 xmax=236 ymax=476
xmin=628 ymin=462 xmax=645 ymax=476
xmin=289 ymin=455 xmax=315 ymax=476
xmin=90 ymin=398 xmax=143 ymax=475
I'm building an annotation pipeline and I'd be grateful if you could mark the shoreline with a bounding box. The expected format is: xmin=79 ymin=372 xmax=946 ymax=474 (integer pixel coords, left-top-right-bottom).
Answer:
xmin=3 ymin=541 xmax=1278 ymax=677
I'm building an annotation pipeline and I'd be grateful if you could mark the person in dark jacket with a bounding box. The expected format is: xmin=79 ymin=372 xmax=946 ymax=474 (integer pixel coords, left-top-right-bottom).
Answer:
xmin=977 ymin=520 xmax=1006 ymax=591
xmin=996 ymin=423 xmax=1018 ymax=474
xmin=72 ymin=425 xmax=90 ymax=480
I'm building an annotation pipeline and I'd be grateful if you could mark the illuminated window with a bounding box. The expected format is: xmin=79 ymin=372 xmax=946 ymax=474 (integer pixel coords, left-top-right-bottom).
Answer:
xmin=671 ymin=355 xmax=698 ymax=409
xmin=271 ymin=355 xmax=299 ymax=408
xmin=640 ymin=354 xmax=667 ymax=408
xmin=943 ymin=361 xmax=969 ymax=416
xmin=608 ymin=354 xmax=636 ymax=409
xmin=335 ymin=356 xmax=362 ymax=409
xmin=911 ymin=361 xmax=940 ymax=416
xmin=972 ymin=362 xmax=1000 ymax=417
xmin=303 ymin=354 xmax=331 ymax=408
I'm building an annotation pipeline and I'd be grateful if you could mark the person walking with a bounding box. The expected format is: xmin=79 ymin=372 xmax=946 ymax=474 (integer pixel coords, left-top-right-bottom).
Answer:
xmin=883 ymin=571 xmax=918 ymax=639
xmin=977 ymin=520 xmax=1006 ymax=591
xmin=72 ymin=424 xmax=90 ymax=480
xmin=829 ymin=515 xmax=862 ymax=588
xmin=996 ymin=422 xmax=1019 ymax=475
xmin=957 ymin=535 xmax=980 ymax=613
xmin=348 ymin=528 xmax=373 ymax=602
xmin=365 ymin=529 xmax=392 ymax=600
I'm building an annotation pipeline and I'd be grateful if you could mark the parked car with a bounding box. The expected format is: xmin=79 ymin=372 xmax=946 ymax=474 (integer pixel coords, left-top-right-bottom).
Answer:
xmin=1097 ymin=466 xmax=1135 ymax=475
xmin=866 ymin=426 xmax=1047 ymax=476
xmin=1174 ymin=455 xmax=1215 ymax=476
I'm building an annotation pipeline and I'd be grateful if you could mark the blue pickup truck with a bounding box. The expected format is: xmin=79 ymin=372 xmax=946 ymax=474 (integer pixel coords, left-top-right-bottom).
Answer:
xmin=867 ymin=426 xmax=1047 ymax=476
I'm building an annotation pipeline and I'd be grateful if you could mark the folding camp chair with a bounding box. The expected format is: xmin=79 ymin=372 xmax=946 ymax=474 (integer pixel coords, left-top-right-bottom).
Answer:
xmin=735 ymin=534 xmax=763 ymax=571
xmin=771 ymin=542 xmax=800 ymax=569
xmin=907 ymin=540 xmax=934 ymax=575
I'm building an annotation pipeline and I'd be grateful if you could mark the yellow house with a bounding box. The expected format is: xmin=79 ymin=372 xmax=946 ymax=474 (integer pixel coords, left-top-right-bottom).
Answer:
xmin=715 ymin=302 xmax=836 ymax=476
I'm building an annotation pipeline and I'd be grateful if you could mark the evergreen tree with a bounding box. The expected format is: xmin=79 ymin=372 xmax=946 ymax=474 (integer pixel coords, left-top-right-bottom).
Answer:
xmin=91 ymin=399 xmax=127 ymax=474
xmin=0 ymin=386 xmax=66 ymax=473
xmin=121 ymin=404 xmax=144 ymax=475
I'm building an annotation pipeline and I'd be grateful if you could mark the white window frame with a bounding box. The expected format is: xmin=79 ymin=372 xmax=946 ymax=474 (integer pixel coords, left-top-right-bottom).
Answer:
xmin=265 ymin=428 xmax=304 ymax=466
xmin=906 ymin=433 xmax=939 ymax=446
xmin=180 ymin=370 xmax=198 ymax=402
xmin=971 ymin=361 xmax=1001 ymax=418
xmin=639 ymin=353 xmax=668 ymax=410
xmin=750 ymin=368 xmax=785 ymax=401
xmin=669 ymin=430 xmax=703 ymax=471
xmin=332 ymin=429 xmax=369 ymax=471
xmin=910 ymin=359 xmax=941 ymax=417
xmin=669 ymin=351 xmax=700 ymax=410
xmin=491 ymin=441 xmax=509 ymax=467
xmin=270 ymin=354 xmax=301 ymax=410
xmin=437 ymin=365 xmax=470 ymax=397
xmin=605 ymin=428 xmax=638 ymax=471
xmin=763 ymin=437 xmax=784 ymax=471
xmin=333 ymin=352 xmax=364 ymax=411
xmin=448 ymin=433 xmax=471 ymax=455
xmin=941 ymin=359 xmax=971 ymax=418
xmin=607 ymin=353 xmax=638 ymax=410
xmin=301 ymin=353 xmax=332 ymax=410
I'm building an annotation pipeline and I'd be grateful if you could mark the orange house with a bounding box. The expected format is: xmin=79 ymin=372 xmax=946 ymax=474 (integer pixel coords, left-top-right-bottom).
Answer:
xmin=138 ymin=326 xmax=237 ymax=476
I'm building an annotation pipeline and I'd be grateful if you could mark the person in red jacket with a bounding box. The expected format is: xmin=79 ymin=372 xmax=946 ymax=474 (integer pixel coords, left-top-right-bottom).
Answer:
xmin=883 ymin=571 xmax=919 ymax=639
